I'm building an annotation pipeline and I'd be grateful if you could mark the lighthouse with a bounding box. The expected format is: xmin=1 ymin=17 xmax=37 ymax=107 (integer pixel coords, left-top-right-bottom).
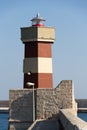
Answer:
xmin=21 ymin=14 xmax=55 ymax=88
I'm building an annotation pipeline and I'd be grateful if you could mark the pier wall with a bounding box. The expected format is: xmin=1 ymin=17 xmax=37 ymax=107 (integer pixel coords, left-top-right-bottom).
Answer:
xmin=9 ymin=89 xmax=33 ymax=130
xmin=59 ymin=109 xmax=87 ymax=130
xmin=36 ymin=80 xmax=76 ymax=118
xmin=9 ymin=80 xmax=76 ymax=130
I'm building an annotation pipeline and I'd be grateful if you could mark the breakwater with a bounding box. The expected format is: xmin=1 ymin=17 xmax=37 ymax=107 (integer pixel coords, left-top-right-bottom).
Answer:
xmin=78 ymin=108 xmax=87 ymax=113
xmin=0 ymin=100 xmax=9 ymax=113
xmin=76 ymin=99 xmax=87 ymax=108
xmin=0 ymin=107 xmax=9 ymax=113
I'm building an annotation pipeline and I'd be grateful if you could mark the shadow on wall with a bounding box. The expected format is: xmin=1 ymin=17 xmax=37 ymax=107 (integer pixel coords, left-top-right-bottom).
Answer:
xmin=9 ymin=89 xmax=35 ymax=130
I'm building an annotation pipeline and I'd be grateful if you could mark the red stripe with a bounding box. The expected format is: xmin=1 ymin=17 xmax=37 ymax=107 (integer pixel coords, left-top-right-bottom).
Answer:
xmin=24 ymin=73 xmax=53 ymax=89
xmin=25 ymin=42 xmax=52 ymax=58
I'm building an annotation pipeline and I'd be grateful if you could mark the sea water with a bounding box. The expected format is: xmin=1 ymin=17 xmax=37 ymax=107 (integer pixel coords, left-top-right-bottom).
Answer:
xmin=78 ymin=113 xmax=87 ymax=122
xmin=0 ymin=113 xmax=9 ymax=130
xmin=0 ymin=113 xmax=87 ymax=130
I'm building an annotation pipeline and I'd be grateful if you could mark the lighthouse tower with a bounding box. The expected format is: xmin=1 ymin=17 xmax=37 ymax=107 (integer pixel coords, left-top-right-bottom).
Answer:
xmin=21 ymin=14 xmax=55 ymax=88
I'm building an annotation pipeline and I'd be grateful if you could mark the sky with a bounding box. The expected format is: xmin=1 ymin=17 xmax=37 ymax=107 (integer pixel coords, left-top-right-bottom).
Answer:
xmin=0 ymin=0 xmax=87 ymax=100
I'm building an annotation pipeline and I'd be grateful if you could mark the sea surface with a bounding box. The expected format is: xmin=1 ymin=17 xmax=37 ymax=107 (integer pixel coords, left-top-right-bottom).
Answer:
xmin=0 ymin=113 xmax=9 ymax=130
xmin=78 ymin=112 xmax=87 ymax=122
xmin=0 ymin=113 xmax=87 ymax=130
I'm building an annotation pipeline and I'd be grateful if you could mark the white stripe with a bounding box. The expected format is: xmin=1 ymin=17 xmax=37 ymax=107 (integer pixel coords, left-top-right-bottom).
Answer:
xmin=23 ymin=58 xmax=52 ymax=73
xmin=23 ymin=58 xmax=38 ymax=73
xmin=38 ymin=58 xmax=52 ymax=73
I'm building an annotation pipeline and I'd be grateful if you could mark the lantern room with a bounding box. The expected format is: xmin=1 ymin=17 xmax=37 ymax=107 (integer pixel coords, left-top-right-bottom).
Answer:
xmin=31 ymin=13 xmax=45 ymax=27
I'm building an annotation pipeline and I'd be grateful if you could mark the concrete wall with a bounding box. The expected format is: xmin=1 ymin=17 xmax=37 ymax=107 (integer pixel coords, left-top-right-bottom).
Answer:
xmin=59 ymin=109 xmax=87 ymax=130
xmin=9 ymin=80 xmax=76 ymax=130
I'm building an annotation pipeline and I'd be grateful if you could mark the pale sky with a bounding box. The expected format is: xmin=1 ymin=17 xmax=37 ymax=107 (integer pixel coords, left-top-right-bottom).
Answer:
xmin=0 ymin=0 xmax=87 ymax=99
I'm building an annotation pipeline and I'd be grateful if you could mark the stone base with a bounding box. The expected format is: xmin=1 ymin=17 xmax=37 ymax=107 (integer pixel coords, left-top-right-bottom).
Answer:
xmin=9 ymin=80 xmax=77 ymax=130
xmin=9 ymin=121 xmax=32 ymax=130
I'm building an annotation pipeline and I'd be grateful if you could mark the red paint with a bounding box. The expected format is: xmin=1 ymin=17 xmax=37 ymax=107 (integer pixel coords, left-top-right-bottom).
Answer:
xmin=24 ymin=73 xmax=53 ymax=89
xmin=38 ymin=73 xmax=53 ymax=88
xmin=32 ymin=24 xmax=44 ymax=27
xmin=38 ymin=43 xmax=52 ymax=57
xmin=25 ymin=42 xmax=38 ymax=58
xmin=23 ymin=41 xmax=53 ymax=89
xmin=24 ymin=73 xmax=38 ymax=88
xmin=25 ymin=42 xmax=52 ymax=58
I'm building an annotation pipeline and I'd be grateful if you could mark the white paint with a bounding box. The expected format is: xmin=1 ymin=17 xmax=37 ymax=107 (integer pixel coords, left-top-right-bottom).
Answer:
xmin=23 ymin=58 xmax=38 ymax=73
xmin=38 ymin=57 xmax=52 ymax=73
xmin=23 ymin=58 xmax=52 ymax=73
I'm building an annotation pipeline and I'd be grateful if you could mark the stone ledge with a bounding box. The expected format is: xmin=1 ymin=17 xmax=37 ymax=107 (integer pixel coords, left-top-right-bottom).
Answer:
xmin=9 ymin=119 xmax=33 ymax=123
xmin=28 ymin=119 xmax=45 ymax=130
xmin=59 ymin=109 xmax=87 ymax=130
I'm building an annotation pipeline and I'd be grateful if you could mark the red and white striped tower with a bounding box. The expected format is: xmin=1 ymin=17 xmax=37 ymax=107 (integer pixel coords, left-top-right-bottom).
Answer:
xmin=21 ymin=14 xmax=55 ymax=88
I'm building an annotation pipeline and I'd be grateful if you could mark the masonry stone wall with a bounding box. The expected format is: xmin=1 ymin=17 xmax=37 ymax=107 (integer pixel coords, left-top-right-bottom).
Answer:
xmin=9 ymin=80 xmax=76 ymax=130
xmin=36 ymin=80 xmax=75 ymax=119
xmin=9 ymin=89 xmax=34 ymax=130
